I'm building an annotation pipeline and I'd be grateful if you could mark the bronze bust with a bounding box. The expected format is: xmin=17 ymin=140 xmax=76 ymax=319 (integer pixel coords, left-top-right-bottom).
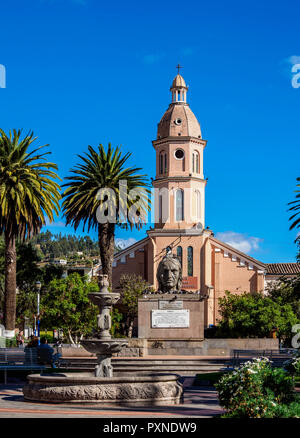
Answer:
xmin=156 ymin=254 xmax=182 ymax=294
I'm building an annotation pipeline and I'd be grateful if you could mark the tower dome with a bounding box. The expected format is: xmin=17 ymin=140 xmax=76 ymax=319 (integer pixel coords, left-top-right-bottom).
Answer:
xmin=157 ymin=72 xmax=201 ymax=139
xmin=171 ymin=74 xmax=187 ymax=88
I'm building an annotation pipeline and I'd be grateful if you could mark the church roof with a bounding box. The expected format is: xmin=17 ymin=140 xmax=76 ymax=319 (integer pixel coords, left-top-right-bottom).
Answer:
xmin=266 ymin=263 xmax=300 ymax=275
xmin=113 ymin=236 xmax=150 ymax=260
xmin=156 ymin=70 xmax=202 ymax=139
xmin=157 ymin=103 xmax=202 ymax=139
xmin=171 ymin=74 xmax=187 ymax=89
xmin=209 ymin=235 xmax=266 ymax=269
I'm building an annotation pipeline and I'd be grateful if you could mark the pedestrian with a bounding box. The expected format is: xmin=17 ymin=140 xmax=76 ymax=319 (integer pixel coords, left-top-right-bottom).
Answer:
xmin=27 ymin=335 xmax=38 ymax=348
xmin=38 ymin=337 xmax=62 ymax=368
xmin=16 ymin=331 xmax=24 ymax=348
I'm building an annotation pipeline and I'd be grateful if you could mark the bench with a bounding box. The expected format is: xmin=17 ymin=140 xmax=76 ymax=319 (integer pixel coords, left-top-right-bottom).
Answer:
xmin=229 ymin=348 xmax=297 ymax=369
xmin=0 ymin=346 xmax=68 ymax=384
xmin=36 ymin=346 xmax=67 ymax=368
xmin=0 ymin=347 xmax=46 ymax=384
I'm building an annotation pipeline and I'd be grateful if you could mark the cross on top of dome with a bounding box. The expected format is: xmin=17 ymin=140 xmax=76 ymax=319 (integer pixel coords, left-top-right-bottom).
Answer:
xmin=176 ymin=64 xmax=183 ymax=74
xmin=170 ymin=65 xmax=188 ymax=102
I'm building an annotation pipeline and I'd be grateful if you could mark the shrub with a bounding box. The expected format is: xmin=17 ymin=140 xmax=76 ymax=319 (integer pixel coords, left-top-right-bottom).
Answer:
xmin=215 ymin=357 xmax=297 ymax=417
xmin=283 ymin=351 xmax=300 ymax=377
xmin=221 ymin=394 xmax=278 ymax=418
xmin=215 ymin=291 xmax=298 ymax=340
xmin=216 ymin=358 xmax=271 ymax=411
xmin=223 ymin=397 xmax=300 ymax=418
xmin=6 ymin=335 xmax=18 ymax=347
xmin=269 ymin=401 xmax=300 ymax=418
xmin=262 ymin=367 xmax=294 ymax=403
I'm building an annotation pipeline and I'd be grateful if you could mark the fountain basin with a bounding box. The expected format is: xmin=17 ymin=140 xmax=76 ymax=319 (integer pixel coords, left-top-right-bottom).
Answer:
xmin=88 ymin=292 xmax=120 ymax=307
xmin=23 ymin=372 xmax=183 ymax=406
xmin=80 ymin=338 xmax=128 ymax=355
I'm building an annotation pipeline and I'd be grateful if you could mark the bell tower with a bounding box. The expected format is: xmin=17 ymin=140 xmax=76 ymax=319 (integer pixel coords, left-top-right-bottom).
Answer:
xmin=151 ymin=69 xmax=207 ymax=232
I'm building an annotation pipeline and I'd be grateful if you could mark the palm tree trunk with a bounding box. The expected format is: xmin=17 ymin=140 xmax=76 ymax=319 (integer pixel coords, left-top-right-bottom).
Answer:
xmin=4 ymin=232 xmax=17 ymax=331
xmin=98 ymin=222 xmax=115 ymax=287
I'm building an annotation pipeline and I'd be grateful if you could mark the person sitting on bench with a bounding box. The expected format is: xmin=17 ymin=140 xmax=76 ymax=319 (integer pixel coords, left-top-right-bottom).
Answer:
xmin=37 ymin=337 xmax=61 ymax=368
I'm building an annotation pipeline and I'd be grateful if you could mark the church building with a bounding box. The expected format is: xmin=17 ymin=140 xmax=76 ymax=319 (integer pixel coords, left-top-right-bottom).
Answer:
xmin=109 ymin=71 xmax=267 ymax=328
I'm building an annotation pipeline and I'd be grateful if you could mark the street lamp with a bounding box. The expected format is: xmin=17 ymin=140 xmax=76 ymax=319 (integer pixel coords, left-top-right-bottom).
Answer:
xmin=35 ymin=281 xmax=42 ymax=346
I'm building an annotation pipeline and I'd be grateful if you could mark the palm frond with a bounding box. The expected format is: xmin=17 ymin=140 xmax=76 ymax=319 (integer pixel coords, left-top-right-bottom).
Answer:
xmin=62 ymin=143 xmax=151 ymax=232
xmin=0 ymin=129 xmax=61 ymax=240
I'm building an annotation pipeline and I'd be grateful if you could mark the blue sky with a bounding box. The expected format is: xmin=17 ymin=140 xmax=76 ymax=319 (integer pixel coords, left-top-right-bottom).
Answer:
xmin=0 ymin=0 xmax=299 ymax=262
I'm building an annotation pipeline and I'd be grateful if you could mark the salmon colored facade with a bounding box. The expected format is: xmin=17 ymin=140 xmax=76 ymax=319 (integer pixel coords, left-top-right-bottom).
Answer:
xmin=107 ymin=72 xmax=266 ymax=328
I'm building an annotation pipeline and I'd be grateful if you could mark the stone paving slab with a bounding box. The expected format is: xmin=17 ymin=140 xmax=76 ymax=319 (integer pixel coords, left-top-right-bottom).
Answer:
xmin=0 ymin=384 xmax=224 ymax=418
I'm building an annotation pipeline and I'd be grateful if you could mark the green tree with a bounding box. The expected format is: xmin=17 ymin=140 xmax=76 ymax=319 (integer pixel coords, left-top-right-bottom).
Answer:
xmin=16 ymin=242 xmax=42 ymax=292
xmin=16 ymin=289 xmax=38 ymax=331
xmin=266 ymin=274 xmax=300 ymax=320
xmin=41 ymin=273 xmax=98 ymax=345
xmin=0 ymin=238 xmax=65 ymax=329
xmin=110 ymin=308 xmax=124 ymax=338
xmin=216 ymin=291 xmax=298 ymax=341
xmin=62 ymin=143 xmax=150 ymax=286
xmin=0 ymin=129 xmax=61 ymax=330
xmin=118 ymin=274 xmax=153 ymax=337
xmin=15 ymin=242 xmax=43 ymax=330
xmin=40 ymin=264 xmax=64 ymax=285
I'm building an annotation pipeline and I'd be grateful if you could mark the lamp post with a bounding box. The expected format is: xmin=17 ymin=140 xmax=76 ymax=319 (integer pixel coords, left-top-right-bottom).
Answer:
xmin=35 ymin=281 xmax=42 ymax=346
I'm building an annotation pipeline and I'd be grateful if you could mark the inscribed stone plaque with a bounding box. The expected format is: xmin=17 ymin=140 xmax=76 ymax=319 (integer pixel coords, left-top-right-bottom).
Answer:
xmin=182 ymin=276 xmax=198 ymax=289
xmin=151 ymin=309 xmax=190 ymax=328
xmin=159 ymin=300 xmax=183 ymax=310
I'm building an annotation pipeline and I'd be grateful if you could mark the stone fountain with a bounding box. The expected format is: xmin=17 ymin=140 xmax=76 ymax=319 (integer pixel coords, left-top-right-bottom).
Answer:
xmin=80 ymin=274 xmax=128 ymax=378
xmin=23 ymin=274 xmax=183 ymax=405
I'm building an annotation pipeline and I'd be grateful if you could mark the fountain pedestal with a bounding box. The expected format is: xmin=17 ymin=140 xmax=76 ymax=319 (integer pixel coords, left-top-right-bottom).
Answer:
xmin=80 ymin=338 xmax=128 ymax=377
xmin=81 ymin=275 xmax=128 ymax=377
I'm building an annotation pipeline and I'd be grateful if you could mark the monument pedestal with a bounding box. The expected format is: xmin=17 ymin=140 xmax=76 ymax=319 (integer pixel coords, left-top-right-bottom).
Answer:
xmin=138 ymin=294 xmax=204 ymax=343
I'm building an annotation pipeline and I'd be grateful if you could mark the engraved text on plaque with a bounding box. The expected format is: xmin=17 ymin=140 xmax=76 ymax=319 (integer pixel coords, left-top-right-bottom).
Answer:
xmin=151 ymin=309 xmax=190 ymax=328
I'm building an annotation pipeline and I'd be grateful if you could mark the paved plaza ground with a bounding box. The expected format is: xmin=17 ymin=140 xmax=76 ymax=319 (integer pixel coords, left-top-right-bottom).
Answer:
xmin=0 ymin=382 xmax=224 ymax=418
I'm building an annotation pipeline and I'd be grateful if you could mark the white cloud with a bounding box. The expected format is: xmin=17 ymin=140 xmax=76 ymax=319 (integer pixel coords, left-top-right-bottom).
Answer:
xmin=142 ymin=53 xmax=165 ymax=65
xmin=44 ymin=218 xmax=66 ymax=227
xmin=115 ymin=237 xmax=137 ymax=250
xmin=215 ymin=231 xmax=262 ymax=254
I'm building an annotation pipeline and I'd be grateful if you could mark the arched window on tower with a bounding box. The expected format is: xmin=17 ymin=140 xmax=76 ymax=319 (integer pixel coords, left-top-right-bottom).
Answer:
xmin=177 ymin=246 xmax=182 ymax=267
xmin=164 ymin=153 xmax=167 ymax=173
xmin=195 ymin=190 xmax=201 ymax=220
xmin=187 ymin=246 xmax=193 ymax=276
xmin=192 ymin=151 xmax=200 ymax=173
xmin=175 ymin=189 xmax=184 ymax=221
xmin=159 ymin=152 xmax=164 ymax=174
xmin=159 ymin=194 xmax=162 ymax=223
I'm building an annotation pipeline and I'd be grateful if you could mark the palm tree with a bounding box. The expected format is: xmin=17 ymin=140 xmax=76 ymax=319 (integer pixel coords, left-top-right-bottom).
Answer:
xmin=62 ymin=143 xmax=150 ymax=286
xmin=0 ymin=129 xmax=61 ymax=331
xmin=288 ymin=177 xmax=300 ymax=238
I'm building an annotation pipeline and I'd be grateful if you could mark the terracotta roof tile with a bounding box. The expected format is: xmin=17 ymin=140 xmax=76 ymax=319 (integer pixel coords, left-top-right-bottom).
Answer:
xmin=266 ymin=263 xmax=300 ymax=275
